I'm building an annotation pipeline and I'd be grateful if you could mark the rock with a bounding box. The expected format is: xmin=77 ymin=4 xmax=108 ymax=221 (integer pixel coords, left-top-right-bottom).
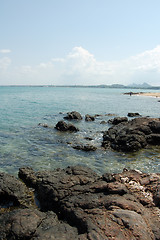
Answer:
xmin=64 ymin=111 xmax=82 ymax=120
xmin=0 ymin=165 xmax=160 ymax=239
xmin=55 ymin=120 xmax=79 ymax=132
xmin=38 ymin=123 xmax=48 ymax=128
xmin=108 ymin=117 xmax=128 ymax=125
xmin=0 ymin=209 xmax=79 ymax=240
xmin=103 ymin=117 xmax=160 ymax=152
xmin=72 ymin=144 xmax=97 ymax=151
xmin=128 ymin=112 xmax=141 ymax=117
xmin=0 ymin=172 xmax=34 ymax=209
xmin=100 ymin=121 xmax=107 ymax=124
xmin=85 ymin=114 xmax=95 ymax=121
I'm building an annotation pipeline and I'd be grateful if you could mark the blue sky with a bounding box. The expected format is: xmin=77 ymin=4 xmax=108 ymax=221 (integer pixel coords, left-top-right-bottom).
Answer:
xmin=1 ymin=0 xmax=160 ymax=85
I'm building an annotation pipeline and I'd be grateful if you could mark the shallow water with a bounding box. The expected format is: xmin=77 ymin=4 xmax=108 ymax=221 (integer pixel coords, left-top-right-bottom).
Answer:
xmin=0 ymin=86 xmax=160 ymax=175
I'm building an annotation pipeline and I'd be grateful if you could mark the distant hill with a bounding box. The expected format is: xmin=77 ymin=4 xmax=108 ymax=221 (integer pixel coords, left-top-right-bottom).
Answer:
xmin=127 ymin=82 xmax=152 ymax=89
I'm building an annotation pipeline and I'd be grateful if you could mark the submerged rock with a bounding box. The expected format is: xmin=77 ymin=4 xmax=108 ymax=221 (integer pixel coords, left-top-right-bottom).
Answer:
xmin=103 ymin=117 xmax=160 ymax=152
xmin=64 ymin=111 xmax=83 ymax=120
xmin=72 ymin=143 xmax=97 ymax=151
xmin=55 ymin=120 xmax=79 ymax=132
xmin=0 ymin=165 xmax=160 ymax=239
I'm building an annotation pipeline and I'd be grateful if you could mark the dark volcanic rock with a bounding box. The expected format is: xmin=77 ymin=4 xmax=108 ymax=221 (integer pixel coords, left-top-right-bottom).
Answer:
xmin=85 ymin=114 xmax=95 ymax=121
xmin=55 ymin=120 xmax=79 ymax=132
xmin=103 ymin=117 xmax=160 ymax=152
xmin=128 ymin=112 xmax=141 ymax=117
xmin=108 ymin=117 xmax=128 ymax=125
xmin=0 ymin=172 xmax=34 ymax=209
xmin=0 ymin=208 xmax=78 ymax=240
xmin=64 ymin=111 xmax=83 ymax=120
xmin=0 ymin=165 xmax=160 ymax=239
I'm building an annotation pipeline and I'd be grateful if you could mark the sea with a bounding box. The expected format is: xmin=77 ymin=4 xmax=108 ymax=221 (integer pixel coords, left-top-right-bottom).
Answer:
xmin=0 ymin=86 xmax=160 ymax=176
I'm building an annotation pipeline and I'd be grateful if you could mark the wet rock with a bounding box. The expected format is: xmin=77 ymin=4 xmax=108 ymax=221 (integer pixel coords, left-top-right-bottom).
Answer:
xmin=100 ymin=120 xmax=107 ymax=124
xmin=103 ymin=117 xmax=160 ymax=152
xmin=64 ymin=111 xmax=83 ymax=120
xmin=72 ymin=144 xmax=97 ymax=151
xmin=128 ymin=112 xmax=141 ymax=117
xmin=108 ymin=117 xmax=128 ymax=125
xmin=85 ymin=114 xmax=95 ymax=121
xmin=55 ymin=120 xmax=79 ymax=132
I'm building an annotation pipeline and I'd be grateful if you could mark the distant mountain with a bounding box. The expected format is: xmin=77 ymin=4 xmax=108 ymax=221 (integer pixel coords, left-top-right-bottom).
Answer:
xmin=128 ymin=82 xmax=152 ymax=88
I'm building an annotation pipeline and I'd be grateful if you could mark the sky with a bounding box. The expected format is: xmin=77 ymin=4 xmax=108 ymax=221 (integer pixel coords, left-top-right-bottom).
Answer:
xmin=1 ymin=0 xmax=160 ymax=86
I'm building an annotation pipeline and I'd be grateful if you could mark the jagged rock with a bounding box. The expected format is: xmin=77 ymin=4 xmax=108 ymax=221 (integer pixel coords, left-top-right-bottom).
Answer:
xmin=0 ymin=166 xmax=160 ymax=239
xmin=108 ymin=117 xmax=128 ymax=125
xmin=0 ymin=172 xmax=34 ymax=209
xmin=128 ymin=112 xmax=141 ymax=117
xmin=55 ymin=120 xmax=79 ymax=132
xmin=103 ymin=117 xmax=160 ymax=152
xmin=0 ymin=209 xmax=79 ymax=240
xmin=85 ymin=114 xmax=95 ymax=121
xmin=64 ymin=111 xmax=83 ymax=120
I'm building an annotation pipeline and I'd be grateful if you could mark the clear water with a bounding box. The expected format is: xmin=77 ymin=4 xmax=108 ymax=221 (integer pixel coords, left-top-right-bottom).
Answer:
xmin=0 ymin=86 xmax=160 ymax=175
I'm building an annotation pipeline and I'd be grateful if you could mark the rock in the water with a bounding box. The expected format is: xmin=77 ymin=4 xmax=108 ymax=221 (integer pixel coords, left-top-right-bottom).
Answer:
xmin=64 ymin=111 xmax=83 ymax=120
xmin=103 ymin=117 xmax=160 ymax=152
xmin=38 ymin=123 xmax=48 ymax=128
xmin=128 ymin=112 xmax=141 ymax=117
xmin=55 ymin=120 xmax=79 ymax=132
xmin=72 ymin=144 xmax=97 ymax=151
xmin=108 ymin=117 xmax=128 ymax=125
xmin=85 ymin=114 xmax=95 ymax=121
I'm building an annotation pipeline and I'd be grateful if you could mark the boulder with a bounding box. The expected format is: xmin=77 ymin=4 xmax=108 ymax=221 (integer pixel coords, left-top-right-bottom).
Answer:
xmin=85 ymin=114 xmax=95 ymax=121
xmin=64 ymin=111 xmax=82 ymax=120
xmin=108 ymin=117 xmax=128 ymax=125
xmin=128 ymin=112 xmax=141 ymax=117
xmin=55 ymin=120 xmax=79 ymax=132
xmin=103 ymin=117 xmax=160 ymax=152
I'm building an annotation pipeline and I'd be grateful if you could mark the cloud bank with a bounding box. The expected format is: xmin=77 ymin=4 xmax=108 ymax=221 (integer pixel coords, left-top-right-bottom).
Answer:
xmin=0 ymin=46 xmax=160 ymax=85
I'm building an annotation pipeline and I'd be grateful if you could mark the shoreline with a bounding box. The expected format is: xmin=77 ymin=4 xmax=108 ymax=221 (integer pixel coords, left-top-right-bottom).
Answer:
xmin=124 ymin=92 xmax=160 ymax=98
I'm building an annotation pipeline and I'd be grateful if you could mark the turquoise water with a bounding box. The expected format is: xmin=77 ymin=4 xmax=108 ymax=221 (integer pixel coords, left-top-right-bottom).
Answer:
xmin=0 ymin=86 xmax=160 ymax=175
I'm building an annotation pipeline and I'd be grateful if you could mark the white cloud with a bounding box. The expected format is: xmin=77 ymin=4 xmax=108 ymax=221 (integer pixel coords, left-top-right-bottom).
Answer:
xmin=1 ymin=45 xmax=160 ymax=85
xmin=0 ymin=49 xmax=11 ymax=54
xmin=0 ymin=57 xmax=11 ymax=71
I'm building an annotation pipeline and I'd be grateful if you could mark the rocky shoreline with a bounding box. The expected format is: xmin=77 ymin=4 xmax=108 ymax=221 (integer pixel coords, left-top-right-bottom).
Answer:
xmin=0 ymin=165 xmax=160 ymax=239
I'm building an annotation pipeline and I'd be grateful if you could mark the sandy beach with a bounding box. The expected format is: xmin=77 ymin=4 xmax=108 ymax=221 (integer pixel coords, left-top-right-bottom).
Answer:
xmin=124 ymin=92 xmax=160 ymax=98
xmin=135 ymin=92 xmax=160 ymax=98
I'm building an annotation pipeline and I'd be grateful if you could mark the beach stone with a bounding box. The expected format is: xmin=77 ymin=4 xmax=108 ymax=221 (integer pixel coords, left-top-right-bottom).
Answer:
xmin=85 ymin=114 xmax=95 ymax=121
xmin=64 ymin=111 xmax=82 ymax=120
xmin=103 ymin=117 xmax=160 ymax=152
xmin=55 ymin=120 xmax=79 ymax=132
